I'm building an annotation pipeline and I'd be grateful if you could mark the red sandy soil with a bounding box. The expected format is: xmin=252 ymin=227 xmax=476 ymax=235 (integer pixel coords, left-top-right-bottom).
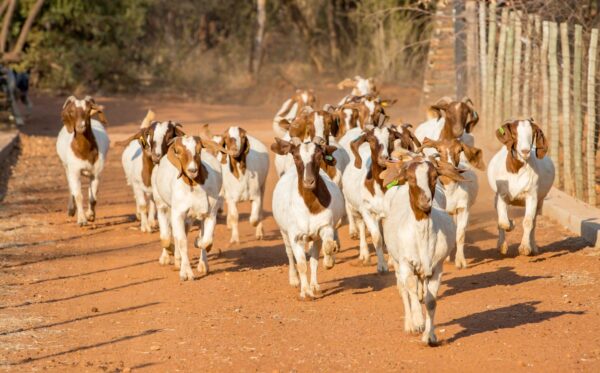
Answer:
xmin=1 ymin=87 xmax=599 ymax=372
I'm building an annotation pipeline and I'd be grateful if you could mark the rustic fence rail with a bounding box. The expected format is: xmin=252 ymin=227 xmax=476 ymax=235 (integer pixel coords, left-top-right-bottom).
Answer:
xmin=470 ymin=2 xmax=599 ymax=205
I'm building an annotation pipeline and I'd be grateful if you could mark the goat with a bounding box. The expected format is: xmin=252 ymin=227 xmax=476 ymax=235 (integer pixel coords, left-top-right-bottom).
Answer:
xmin=415 ymin=97 xmax=479 ymax=149
xmin=418 ymin=137 xmax=485 ymax=268
xmin=273 ymin=89 xmax=317 ymax=137
xmin=274 ymin=111 xmax=350 ymax=186
xmin=120 ymin=115 xmax=184 ymax=232
xmin=56 ymin=96 xmax=110 ymax=226
xmin=152 ymin=135 xmax=233 ymax=280
xmin=487 ymin=119 xmax=554 ymax=256
xmin=336 ymin=76 xmax=377 ymax=105
xmin=271 ymin=138 xmax=344 ymax=299
xmin=341 ymin=125 xmax=421 ymax=271
xmin=217 ymin=126 xmax=269 ymax=244
xmin=381 ymin=157 xmax=464 ymax=345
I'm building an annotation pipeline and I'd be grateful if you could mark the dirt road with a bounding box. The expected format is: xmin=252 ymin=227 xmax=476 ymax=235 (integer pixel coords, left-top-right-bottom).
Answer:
xmin=1 ymin=90 xmax=600 ymax=372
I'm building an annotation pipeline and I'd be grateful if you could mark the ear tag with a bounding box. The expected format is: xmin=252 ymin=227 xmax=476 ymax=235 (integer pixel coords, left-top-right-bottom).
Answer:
xmin=139 ymin=136 xmax=147 ymax=147
xmin=386 ymin=179 xmax=399 ymax=190
xmin=498 ymin=127 xmax=505 ymax=136
xmin=381 ymin=102 xmax=388 ymax=107
xmin=325 ymin=155 xmax=334 ymax=161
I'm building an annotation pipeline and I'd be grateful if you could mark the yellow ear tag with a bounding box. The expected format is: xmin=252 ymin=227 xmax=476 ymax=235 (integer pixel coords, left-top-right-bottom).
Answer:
xmin=381 ymin=102 xmax=388 ymax=107
xmin=139 ymin=136 xmax=146 ymax=147
xmin=498 ymin=127 xmax=505 ymax=136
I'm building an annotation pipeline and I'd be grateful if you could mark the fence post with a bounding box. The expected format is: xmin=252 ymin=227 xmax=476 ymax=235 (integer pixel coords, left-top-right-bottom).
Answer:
xmin=531 ymin=15 xmax=541 ymax=120
xmin=479 ymin=1 xmax=487 ymax=125
xmin=560 ymin=22 xmax=573 ymax=194
xmin=494 ymin=8 xmax=509 ymax=128
xmin=512 ymin=11 xmax=522 ymax=117
xmin=486 ymin=2 xmax=497 ymax=130
xmin=541 ymin=21 xmax=550 ymax=135
xmin=548 ymin=22 xmax=560 ymax=187
xmin=587 ymin=29 xmax=598 ymax=205
xmin=465 ymin=1 xmax=479 ymax=102
xmin=573 ymin=25 xmax=584 ymax=200
xmin=503 ymin=11 xmax=515 ymax=120
xmin=522 ymin=15 xmax=533 ymax=118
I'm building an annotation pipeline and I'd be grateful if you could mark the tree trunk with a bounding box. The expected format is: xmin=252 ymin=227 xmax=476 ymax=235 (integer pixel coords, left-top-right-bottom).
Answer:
xmin=250 ymin=0 xmax=266 ymax=76
xmin=587 ymin=28 xmax=598 ymax=205
xmin=573 ymin=24 xmax=584 ymax=200
xmin=494 ymin=8 xmax=509 ymax=128
xmin=486 ymin=2 xmax=497 ymax=130
xmin=560 ymin=22 xmax=573 ymax=194
xmin=541 ymin=21 xmax=550 ymax=134
xmin=0 ymin=0 xmax=16 ymax=53
xmin=502 ymin=11 xmax=514 ymax=121
xmin=511 ymin=11 xmax=522 ymax=118
xmin=522 ymin=15 xmax=532 ymax=118
xmin=3 ymin=0 xmax=45 ymax=62
xmin=478 ymin=1 xmax=487 ymax=129
xmin=326 ymin=0 xmax=339 ymax=68
xmin=548 ymin=22 xmax=560 ymax=186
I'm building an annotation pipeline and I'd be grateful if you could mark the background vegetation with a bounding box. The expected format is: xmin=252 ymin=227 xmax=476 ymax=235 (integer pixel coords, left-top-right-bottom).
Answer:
xmin=3 ymin=0 xmax=434 ymax=100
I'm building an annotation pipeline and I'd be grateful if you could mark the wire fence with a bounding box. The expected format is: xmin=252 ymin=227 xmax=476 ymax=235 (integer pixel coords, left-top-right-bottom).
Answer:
xmin=463 ymin=1 xmax=600 ymax=205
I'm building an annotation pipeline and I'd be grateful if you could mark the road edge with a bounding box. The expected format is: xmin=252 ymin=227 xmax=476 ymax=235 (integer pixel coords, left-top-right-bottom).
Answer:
xmin=0 ymin=130 xmax=19 ymax=164
xmin=542 ymin=187 xmax=600 ymax=248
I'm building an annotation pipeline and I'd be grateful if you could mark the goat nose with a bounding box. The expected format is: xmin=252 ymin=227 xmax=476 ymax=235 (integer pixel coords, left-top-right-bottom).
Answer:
xmin=521 ymin=149 xmax=531 ymax=157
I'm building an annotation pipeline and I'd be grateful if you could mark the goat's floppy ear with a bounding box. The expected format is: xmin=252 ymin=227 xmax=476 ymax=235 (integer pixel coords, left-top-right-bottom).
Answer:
xmin=417 ymin=137 xmax=439 ymax=153
xmin=278 ymin=119 xmax=291 ymax=132
xmin=200 ymin=136 xmax=231 ymax=156
xmin=271 ymin=137 xmax=293 ymax=155
xmin=429 ymin=96 xmax=453 ymax=119
xmin=432 ymin=158 xmax=466 ymax=182
xmin=322 ymin=145 xmax=337 ymax=166
xmin=240 ymin=128 xmax=251 ymax=157
xmin=532 ymin=122 xmax=548 ymax=159
xmin=461 ymin=142 xmax=485 ymax=170
xmin=496 ymin=121 xmax=516 ymax=147
xmin=462 ymin=97 xmax=479 ymax=133
xmin=351 ymin=133 xmax=368 ymax=169
xmin=85 ymin=97 xmax=108 ymax=126
xmin=61 ymin=96 xmax=77 ymax=133
xmin=379 ymin=161 xmax=407 ymax=189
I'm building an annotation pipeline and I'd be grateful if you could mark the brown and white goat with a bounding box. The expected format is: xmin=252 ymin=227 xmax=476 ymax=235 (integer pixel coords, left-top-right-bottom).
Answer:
xmin=120 ymin=116 xmax=185 ymax=232
xmin=56 ymin=96 xmax=110 ymax=226
xmin=415 ymin=97 xmax=479 ymax=148
xmin=273 ymin=89 xmax=317 ymax=137
xmin=382 ymin=157 xmax=464 ymax=345
xmin=271 ymin=138 xmax=345 ymax=299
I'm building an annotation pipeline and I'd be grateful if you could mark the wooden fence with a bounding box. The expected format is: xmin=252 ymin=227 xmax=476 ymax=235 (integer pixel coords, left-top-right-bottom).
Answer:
xmin=466 ymin=2 xmax=599 ymax=205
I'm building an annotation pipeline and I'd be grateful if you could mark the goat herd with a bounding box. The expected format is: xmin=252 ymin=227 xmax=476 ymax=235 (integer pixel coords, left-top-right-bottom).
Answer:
xmin=55 ymin=76 xmax=555 ymax=346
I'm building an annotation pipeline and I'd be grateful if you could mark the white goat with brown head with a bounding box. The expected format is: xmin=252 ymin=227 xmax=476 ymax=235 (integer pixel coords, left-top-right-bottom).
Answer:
xmin=56 ymin=96 xmax=110 ymax=226
xmin=487 ymin=119 xmax=554 ymax=256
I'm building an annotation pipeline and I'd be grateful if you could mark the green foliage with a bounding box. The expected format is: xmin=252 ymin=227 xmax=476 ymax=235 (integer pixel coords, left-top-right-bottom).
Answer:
xmin=10 ymin=0 xmax=433 ymax=95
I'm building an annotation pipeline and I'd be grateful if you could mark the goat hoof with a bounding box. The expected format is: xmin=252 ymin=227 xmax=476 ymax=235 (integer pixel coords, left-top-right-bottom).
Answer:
xmin=297 ymin=293 xmax=315 ymax=302
xmin=455 ymin=258 xmax=467 ymax=269
xmin=67 ymin=208 xmax=76 ymax=217
xmin=77 ymin=219 xmax=88 ymax=227
xmin=197 ymin=262 xmax=209 ymax=276
xmin=422 ymin=333 xmax=438 ymax=346
xmin=179 ymin=267 xmax=195 ymax=281
xmin=85 ymin=212 xmax=95 ymax=222
xmin=498 ymin=241 xmax=509 ymax=255
xmin=323 ymin=254 xmax=335 ymax=269
xmin=518 ymin=244 xmax=533 ymax=256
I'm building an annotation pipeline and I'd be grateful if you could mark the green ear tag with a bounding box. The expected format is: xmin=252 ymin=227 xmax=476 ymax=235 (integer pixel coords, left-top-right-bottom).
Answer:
xmin=325 ymin=155 xmax=334 ymax=161
xmin=498 ymin=127 xmax=505 ymax=135
xmin=386 ymin=179 xmax=399 ymax=190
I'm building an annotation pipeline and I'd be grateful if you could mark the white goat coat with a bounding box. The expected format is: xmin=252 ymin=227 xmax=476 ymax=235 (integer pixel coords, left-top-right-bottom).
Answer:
xmin=152 ymin=150 xmax=222 ymax=218
xmin=383 ymin=185 xmax=456 ymax=274
xmin=275 ymin=136 xmax=350 ymax=187
xmin=272 ymin=169 xmax=344 ymax=241
xmin=486 ymin=147 xmax=555 ymax=203
xmin=415 ymin=117 xmax=475 ymax=152
xmin=56 ymin=119 xmax=110 ymax=176
xmin=222 ymin=135 xmax=269 ymax=202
